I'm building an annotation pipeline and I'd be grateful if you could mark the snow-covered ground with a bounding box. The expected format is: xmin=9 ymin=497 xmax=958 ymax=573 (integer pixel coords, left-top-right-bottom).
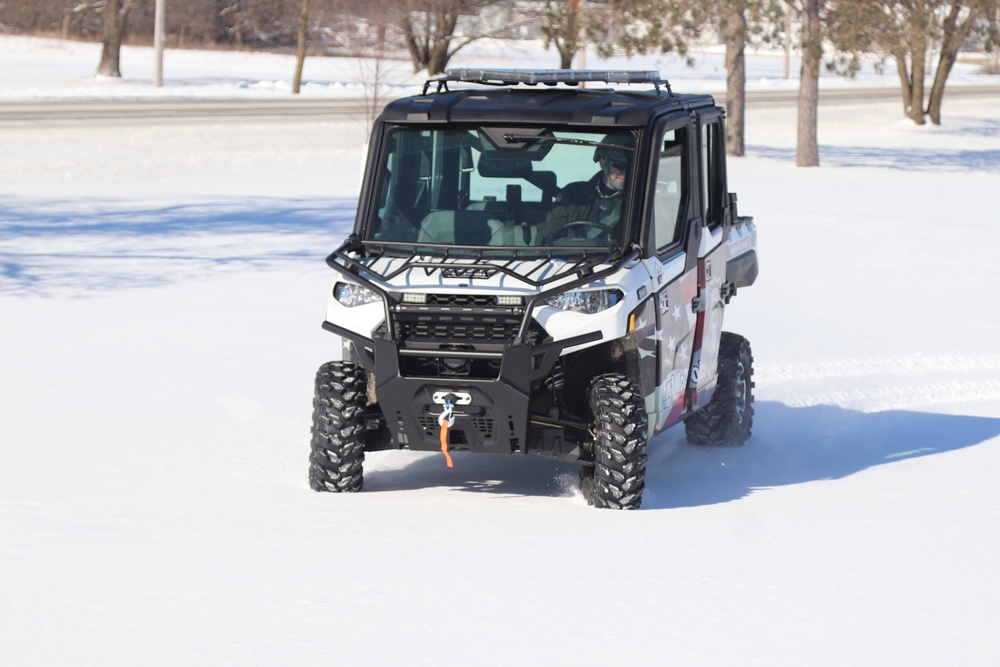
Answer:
xmin=2 ymin=35 xmax=999 ymax=665
xmin=3 ymin=33 xmax=999 ymax=100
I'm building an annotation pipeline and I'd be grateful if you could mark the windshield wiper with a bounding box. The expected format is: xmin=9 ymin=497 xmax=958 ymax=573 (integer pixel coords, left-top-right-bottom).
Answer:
xmin=502 ymin=134 xmax=635 ymax=152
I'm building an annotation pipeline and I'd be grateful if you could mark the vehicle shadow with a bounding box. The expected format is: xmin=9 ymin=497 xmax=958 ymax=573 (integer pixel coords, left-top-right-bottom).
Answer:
xmin=0 ymin=196 xmax=358 ymax=296
xmin=363 ymin=451 xmax=580 ymax=501
xmin=363 ymin=402 xmax=1000 ymax=509
xmin=641 ymin=401 xmax=1000 ymax=510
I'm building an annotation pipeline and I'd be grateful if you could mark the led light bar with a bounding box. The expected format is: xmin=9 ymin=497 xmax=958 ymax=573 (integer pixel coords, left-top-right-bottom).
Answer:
xmin=442 ymin=68 xmax=664 ymax=87
xmin=401 ymin=293 xmax=428 ymax=304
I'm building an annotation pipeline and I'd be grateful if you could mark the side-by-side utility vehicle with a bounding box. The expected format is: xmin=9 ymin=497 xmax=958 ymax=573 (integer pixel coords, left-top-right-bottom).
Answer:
xmin=311 ymin=69 xmax=759 ymax=509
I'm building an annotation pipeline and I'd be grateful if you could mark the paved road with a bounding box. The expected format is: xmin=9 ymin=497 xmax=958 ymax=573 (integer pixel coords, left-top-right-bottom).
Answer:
xmin=1 ymin=86 xmax=998 ymax=127
xmin=0 ymin=97 xmax=370 ymax=127
xmin=724 ymin=84 xmax=1000 ymax=108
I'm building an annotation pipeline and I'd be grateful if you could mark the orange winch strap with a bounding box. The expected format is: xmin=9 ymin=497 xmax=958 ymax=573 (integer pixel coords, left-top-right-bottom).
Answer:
xmin=439 ymin=420 xmax=454 ymax=468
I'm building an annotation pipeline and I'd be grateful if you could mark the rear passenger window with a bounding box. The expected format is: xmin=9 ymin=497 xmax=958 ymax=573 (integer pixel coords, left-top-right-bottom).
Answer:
xmin=701 ymin=119 xmax=726 ymax=229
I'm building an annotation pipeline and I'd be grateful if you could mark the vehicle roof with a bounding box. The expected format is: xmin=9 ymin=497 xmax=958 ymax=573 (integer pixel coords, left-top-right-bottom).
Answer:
xmin=378 ymin=87 xmax=718 ymax=128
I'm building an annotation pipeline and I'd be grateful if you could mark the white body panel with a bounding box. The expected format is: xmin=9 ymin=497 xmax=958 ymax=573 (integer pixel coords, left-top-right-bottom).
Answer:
xmin=325 ymin=256 xmax=662 ymax=354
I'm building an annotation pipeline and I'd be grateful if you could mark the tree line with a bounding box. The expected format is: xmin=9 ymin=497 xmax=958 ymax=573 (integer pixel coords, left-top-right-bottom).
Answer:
xmin=3 ymin=1 xmax=998 ymax=166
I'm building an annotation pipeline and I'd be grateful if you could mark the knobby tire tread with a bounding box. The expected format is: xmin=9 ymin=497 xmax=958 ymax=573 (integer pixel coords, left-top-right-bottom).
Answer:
xmin=585 ymin=374 xmax=648 ymax=510
xmin=309 ymin=361 xmax=368 ymax=492
xmin=684 ymin=332 xmax=755 ymax=446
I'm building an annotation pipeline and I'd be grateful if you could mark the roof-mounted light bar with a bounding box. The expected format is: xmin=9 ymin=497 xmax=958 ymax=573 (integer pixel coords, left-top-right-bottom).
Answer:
xmin=423 ymin=68 xmax=673 ymax=96
xmin=445 ymin=68 xmax=663 ymax=85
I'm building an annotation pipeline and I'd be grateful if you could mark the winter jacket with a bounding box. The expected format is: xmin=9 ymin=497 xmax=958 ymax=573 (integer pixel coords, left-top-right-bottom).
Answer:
xmin=535 ymin=173 xmax=623 ymax=245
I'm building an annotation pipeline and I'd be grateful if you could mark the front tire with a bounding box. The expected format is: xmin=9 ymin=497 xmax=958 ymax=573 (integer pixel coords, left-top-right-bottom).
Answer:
xmin=582 ymin=374 xmax=648 ymax=510
xmin=684 ymin=332 xmax=755 ymax=446
xmin=310 ymin=361 xmax=367 ymax=492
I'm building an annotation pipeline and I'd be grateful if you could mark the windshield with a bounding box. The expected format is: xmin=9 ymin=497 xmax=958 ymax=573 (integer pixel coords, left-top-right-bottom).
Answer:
xmin=368 ymin=126 xmax=635 ymax=251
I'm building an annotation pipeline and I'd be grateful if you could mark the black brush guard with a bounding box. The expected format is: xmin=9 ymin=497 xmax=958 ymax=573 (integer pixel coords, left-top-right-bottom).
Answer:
xmin=321 ymin=236 xmax=639 ymax=459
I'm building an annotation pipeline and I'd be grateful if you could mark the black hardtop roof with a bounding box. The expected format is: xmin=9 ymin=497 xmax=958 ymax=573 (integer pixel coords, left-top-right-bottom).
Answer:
xmin=379 ymin=86 xmax=718 ymax=128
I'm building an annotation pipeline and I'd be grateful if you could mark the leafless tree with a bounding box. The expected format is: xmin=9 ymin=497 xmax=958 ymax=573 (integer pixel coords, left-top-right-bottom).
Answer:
xmin=96 ymin=0 xmax=134 ymax=77
xmin=360 ymin=40 xmax=401 ymax=130
xmin=723 ymin=4 xmax=749 ymax=156
xmin=716 ymin=1 xmax=788 ymax=157
xmin=576 ymin=0 xmax=783 ymax=159
xmin=828 ymin=1 xmax=1000 ymax=125
xmin=293 ymin=0 xmax=310 ymax=93
xmin=532 ymin=0 xmax=708 ymax=74
xmin=539 ymin=0 xmax=585 ymax=69
xmin=796 ymin=0 xmax=821 ymax=166
xmin=394 ymin=0 xmax=523 ymax=74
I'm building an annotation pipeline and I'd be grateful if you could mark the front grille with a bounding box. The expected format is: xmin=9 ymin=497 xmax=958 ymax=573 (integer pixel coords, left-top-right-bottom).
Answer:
xmin=426 ymin=294 xmax=499 ymax=307
xmin=373 ymin=307 xmax=548 ymax=379
xmin=400 ymin=316 xmax=523 ymax=343
xmin=377 ymin=310 xmax=546 ymax=347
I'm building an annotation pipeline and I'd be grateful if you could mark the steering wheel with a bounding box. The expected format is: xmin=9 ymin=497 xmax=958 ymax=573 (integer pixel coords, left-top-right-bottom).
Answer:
xmin=551 ymin=219 xmax=615 ymax=244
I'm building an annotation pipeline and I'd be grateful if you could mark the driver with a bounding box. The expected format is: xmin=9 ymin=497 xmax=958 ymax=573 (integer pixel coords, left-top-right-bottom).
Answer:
xmin=535 ymin=134 xmax=631 ymax=245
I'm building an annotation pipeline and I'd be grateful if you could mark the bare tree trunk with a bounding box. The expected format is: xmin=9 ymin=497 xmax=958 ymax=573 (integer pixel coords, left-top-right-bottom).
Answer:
xmin=428 ymin=39 xmax=452 ymax=75
xmin=555 ymin=3 xmax=577 ymax=70
xmin=895 ymin=50 xmax=914 ymax=117
xmin=400 ymin=11 xmax=430 ymax=73
xmin=403 ymin=0 xmax=517 ymax=74
xmin=566 ymin=0 xmax=581 ymax=69
xmin=909 ymin=41 xmax=927 ymax=124
xmin=426 ymin=7 xmax=460 ymax=75
xmin=96 ymin=0 xmax=133 ymax=78
xmin=558 ymin=42 xmax=573 ymax=69
xmin=723 ymin=6 xmax=747 ymax=157
xmin=796 ymin=0 xmax=821 ymax=167
xmin=783 ymin=1 xmax=793 ymax=79
xmin=542 ymin=0 xmax=580 ymax=69
xmin=292 ymin=0 xmax=310 ymax=94
xmin=994 ymin=6 xmax=1000 ymax=73
xmin=894 ymin=4 xmax=930 ymax=125
xmin=927 ymin=4 xmax=978 ymax=125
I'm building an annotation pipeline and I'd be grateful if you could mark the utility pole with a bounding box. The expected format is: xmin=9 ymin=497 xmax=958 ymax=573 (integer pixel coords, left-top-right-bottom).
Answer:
xmin=575 ymin=0 xmax=586 ymax=87
xmin=783 ymin=1 xmax=794 ymax=79
xmin=154 ymin=0 xmax=165 ymax=87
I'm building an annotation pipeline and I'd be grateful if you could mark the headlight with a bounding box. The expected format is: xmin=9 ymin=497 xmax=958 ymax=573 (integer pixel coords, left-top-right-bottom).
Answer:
xmin=334 ymin=282 xmax=381 ymax=307
xmin=545 ymin=289 xmax=623 ymax=314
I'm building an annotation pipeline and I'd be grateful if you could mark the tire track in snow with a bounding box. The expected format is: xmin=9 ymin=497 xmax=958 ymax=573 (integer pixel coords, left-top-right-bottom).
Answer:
xmin=773 ymin=380 xmax=1000 ymax=413
xmin=756 ymin=354 xmax=1000 ymax=412
xmin=757 ymin=354 xmax=1000 ymax=384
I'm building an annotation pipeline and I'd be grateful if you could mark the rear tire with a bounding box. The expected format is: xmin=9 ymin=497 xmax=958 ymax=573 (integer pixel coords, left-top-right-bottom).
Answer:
xmin=582 ymin=374 xmax=648 ymax=510
xmin=684 ymin=333 xmax=754 ymax=446
xmin=310 ymin=361 xmax=367 ymax=492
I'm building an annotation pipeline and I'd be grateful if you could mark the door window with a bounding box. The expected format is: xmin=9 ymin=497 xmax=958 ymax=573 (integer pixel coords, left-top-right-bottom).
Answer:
xmin=653 ymin=127 xmax=688 ymax=253
xmin=700 ymin=119 xmax=726 ymax=229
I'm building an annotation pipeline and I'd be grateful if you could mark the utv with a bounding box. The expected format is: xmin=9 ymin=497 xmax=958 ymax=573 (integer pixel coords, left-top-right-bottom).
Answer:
xmin=311 ymin=69 xmax=759 ymax=509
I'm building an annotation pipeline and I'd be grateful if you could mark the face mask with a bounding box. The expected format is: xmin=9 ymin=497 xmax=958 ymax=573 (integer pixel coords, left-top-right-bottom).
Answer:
xmin=601 ymin=158 xmax=626 ymax=191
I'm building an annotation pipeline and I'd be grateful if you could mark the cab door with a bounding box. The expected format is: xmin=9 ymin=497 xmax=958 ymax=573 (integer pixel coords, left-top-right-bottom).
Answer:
xmin=687 ymin=111 xmax=729 ymax=411
xmin=645 ymin=116 xmax=700 ymax=434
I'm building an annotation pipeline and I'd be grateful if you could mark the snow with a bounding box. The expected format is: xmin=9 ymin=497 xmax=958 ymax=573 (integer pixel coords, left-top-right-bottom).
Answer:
xmin=3 ymin=33 xmax=999 ymax=100
xmin=2 ymin=35 xmax=1000 ymax=665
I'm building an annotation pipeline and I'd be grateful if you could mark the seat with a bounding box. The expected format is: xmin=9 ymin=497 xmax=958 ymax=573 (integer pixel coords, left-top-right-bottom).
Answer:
xmin=417 ymin=210 xmax=506 ymax=246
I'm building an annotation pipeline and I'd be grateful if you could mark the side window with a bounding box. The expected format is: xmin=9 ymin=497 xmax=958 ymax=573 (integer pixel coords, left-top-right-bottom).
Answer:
xmin=700 ymin=119 xmax=726 ymax=229
xmin=653 ymin=127 xmax=687 ymax=252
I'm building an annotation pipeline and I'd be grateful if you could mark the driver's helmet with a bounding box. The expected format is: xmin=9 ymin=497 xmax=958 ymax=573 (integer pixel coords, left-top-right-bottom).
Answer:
xmin=593 ymin=133 xmax=632 ymax=167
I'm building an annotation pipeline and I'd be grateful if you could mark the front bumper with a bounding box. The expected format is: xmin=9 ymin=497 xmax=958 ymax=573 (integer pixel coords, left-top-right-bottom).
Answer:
xmin=322 ymin=321 xmax=599 ymax=460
